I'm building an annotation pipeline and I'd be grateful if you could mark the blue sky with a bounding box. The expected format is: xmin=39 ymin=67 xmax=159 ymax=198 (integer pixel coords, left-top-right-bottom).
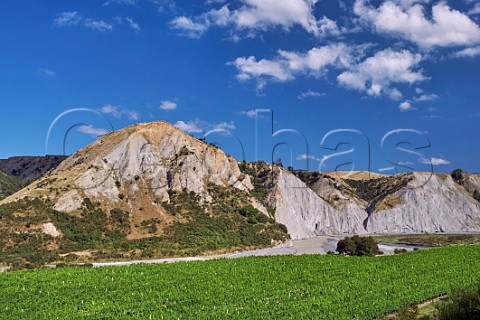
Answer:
xmin=0 ymin=0 xmax=479 ymax=173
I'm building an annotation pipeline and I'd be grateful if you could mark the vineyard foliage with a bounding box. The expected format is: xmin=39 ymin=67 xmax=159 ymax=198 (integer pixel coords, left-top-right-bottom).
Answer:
xmin=0 ymin=245 xmax=479 ymax=319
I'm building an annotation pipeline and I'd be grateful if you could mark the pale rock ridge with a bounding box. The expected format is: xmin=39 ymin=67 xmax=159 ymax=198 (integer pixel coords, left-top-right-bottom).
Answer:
xmin=70 ymin=122 xmax=251 ymax=207
xmin=365 ymin=173 xmax=480 ymax=233
xmin=266 ymin=168 xmax=367 ymax=239
xmin=2 ymin=122 xmax=252 ymax=215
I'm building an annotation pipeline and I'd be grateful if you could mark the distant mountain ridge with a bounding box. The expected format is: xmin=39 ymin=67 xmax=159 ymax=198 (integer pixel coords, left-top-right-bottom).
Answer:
xmin=0 ymin=155 xmax=67 ymax=180
xmin=0 ymin=170 xmax=23 ymax=199
xmin=0 ymin=155 xmax=67 ymax=200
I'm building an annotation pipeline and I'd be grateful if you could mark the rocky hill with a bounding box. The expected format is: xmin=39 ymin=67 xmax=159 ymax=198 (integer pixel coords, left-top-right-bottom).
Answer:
xmin=285 ymin=170 xmax=480 ymax=238
xmin=0 ymin=122 xmax=288 ymax=267
xmin=1 ymin=120 xmax=479 ymax=267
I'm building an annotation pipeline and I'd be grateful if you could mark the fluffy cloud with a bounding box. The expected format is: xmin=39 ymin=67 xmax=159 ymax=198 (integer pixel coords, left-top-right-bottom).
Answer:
xmin=354 ymin=0 xmax=480 ymax=50
xmin=77 ymin=125 xmax=109 ymax=137
xmin=174 ymin=120 xmax=202 ymax=133
xmin=231 ymin=56 xmax=294 ymax=82
xmin=337 ymin=49 xmax=426 ymax=99
xmin=101 ymin=105 xmax=139 ymax=120
xmin=232 ymin=45 xmax=426 ymax=99
xmin=454 ymin=46 xmax=480 ymax=58
xmin=230 ymin=43 xmax=355 ymax=86
xmin=170 ymin=16 xmax=210 ymax=38
xmin=174 ymin=119 xmax=235 ymax=133
xmin=419 ymin=157 xmax=450 ymax=165
xmin=414 ymin=93 xmax=438 ymax=102
xmin=399 ymin=101 xmax=412 ymax=111
xmin=170 ymin=0 xmax=339 ymax=38
xmin=159 ymin=100 xmax=177 ymax=111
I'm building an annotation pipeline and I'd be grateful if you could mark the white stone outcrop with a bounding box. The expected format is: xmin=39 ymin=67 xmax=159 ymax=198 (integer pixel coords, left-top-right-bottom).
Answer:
xmin=266 ymin=168 xmax=368 ymax=239
xmin=365 ymin=173 xmax=480 ymax=233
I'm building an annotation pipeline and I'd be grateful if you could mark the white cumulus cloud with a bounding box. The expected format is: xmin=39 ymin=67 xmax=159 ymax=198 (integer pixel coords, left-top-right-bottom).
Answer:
xmin=159 ymin=100 xmax=177 ymax=111
xmin=101 ymin=105 xmax=139 ymax=120
xmin=414 ymin=93 xmax=438 ymax=102
xmin=399 ymin=101 xmax=413 ymax=111
xmin=354 ymin=0 xmax=480 ymax=50
xmin=170 ymin=16 xmax=210 ymax=38
xmin=174 ymin=120 xmax=203 ymax=133
xmin=454 ymin=46 xmax=480 ymax=58
xmin=419 ymin=157 xmax=450 ymax=165
xmin=174 ymin=119 xmax=235 ymax=133
xmin=337 ymin=49 xmax=426 ymax=99
xmin=230 ymin=43 xmax=356 ymax=88
xmin=170 ymin=0 xmax=339 ymax=39
xmin=77 ymin=125 xmax=109 ymax=137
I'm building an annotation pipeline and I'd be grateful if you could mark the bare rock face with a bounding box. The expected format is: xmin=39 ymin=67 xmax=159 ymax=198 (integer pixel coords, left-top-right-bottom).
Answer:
xmin=68 ymin=122 xmax=250 ymax=209
xmin=364 ymin=173 xmax=480 ymax=233
xmin=3 ymin=122 xmax=252 ymax=216
xmin=53 ymin=189 xmax=83 ymax=213
xmin=266 ymin=168 xmax=368 ymax=239
xmin=42 ymin=222 xmax=61 ymax=238
xmin=267 ymin=169 xmax=480 ymax=238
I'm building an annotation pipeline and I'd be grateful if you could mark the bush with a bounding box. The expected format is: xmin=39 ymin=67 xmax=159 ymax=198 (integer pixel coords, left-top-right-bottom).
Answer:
xmin=336 ymin=235 xmax=380 ymax=257
xmin=451 ymin=169 xmax=464 ymax=184
xmin=239 ymin=205 xmax=269 ymax=224
xmin=436 ymin=280 xmax=480 ymax=320
xmin=473 ymin=190 xmax=480 ymax=202
xmin=110 ymin=208 xmax=130 ymax=233
xmin=397 ymin=302 xmax=419 ymax=320
xmin=394 ymin=248 xmax=408 ymax=254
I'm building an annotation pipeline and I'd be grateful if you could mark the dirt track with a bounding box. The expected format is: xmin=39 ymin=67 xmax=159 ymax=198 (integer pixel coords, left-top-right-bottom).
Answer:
xmin=91 ymin=236 xmax=425 ymax=267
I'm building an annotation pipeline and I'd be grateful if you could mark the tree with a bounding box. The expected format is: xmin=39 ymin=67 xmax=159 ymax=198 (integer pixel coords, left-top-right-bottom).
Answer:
xmin=274 ymin=157 xmax=283 ymax=168
xmin=473 ymin=190 xmax=480 ymax=202
xmin=336 ymin=236 xmax=357 ymax=255
xmin=336 ymin=235 xmax=380 ymax=257
xmin=451 ymin=169 xmax=464 ymax=184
